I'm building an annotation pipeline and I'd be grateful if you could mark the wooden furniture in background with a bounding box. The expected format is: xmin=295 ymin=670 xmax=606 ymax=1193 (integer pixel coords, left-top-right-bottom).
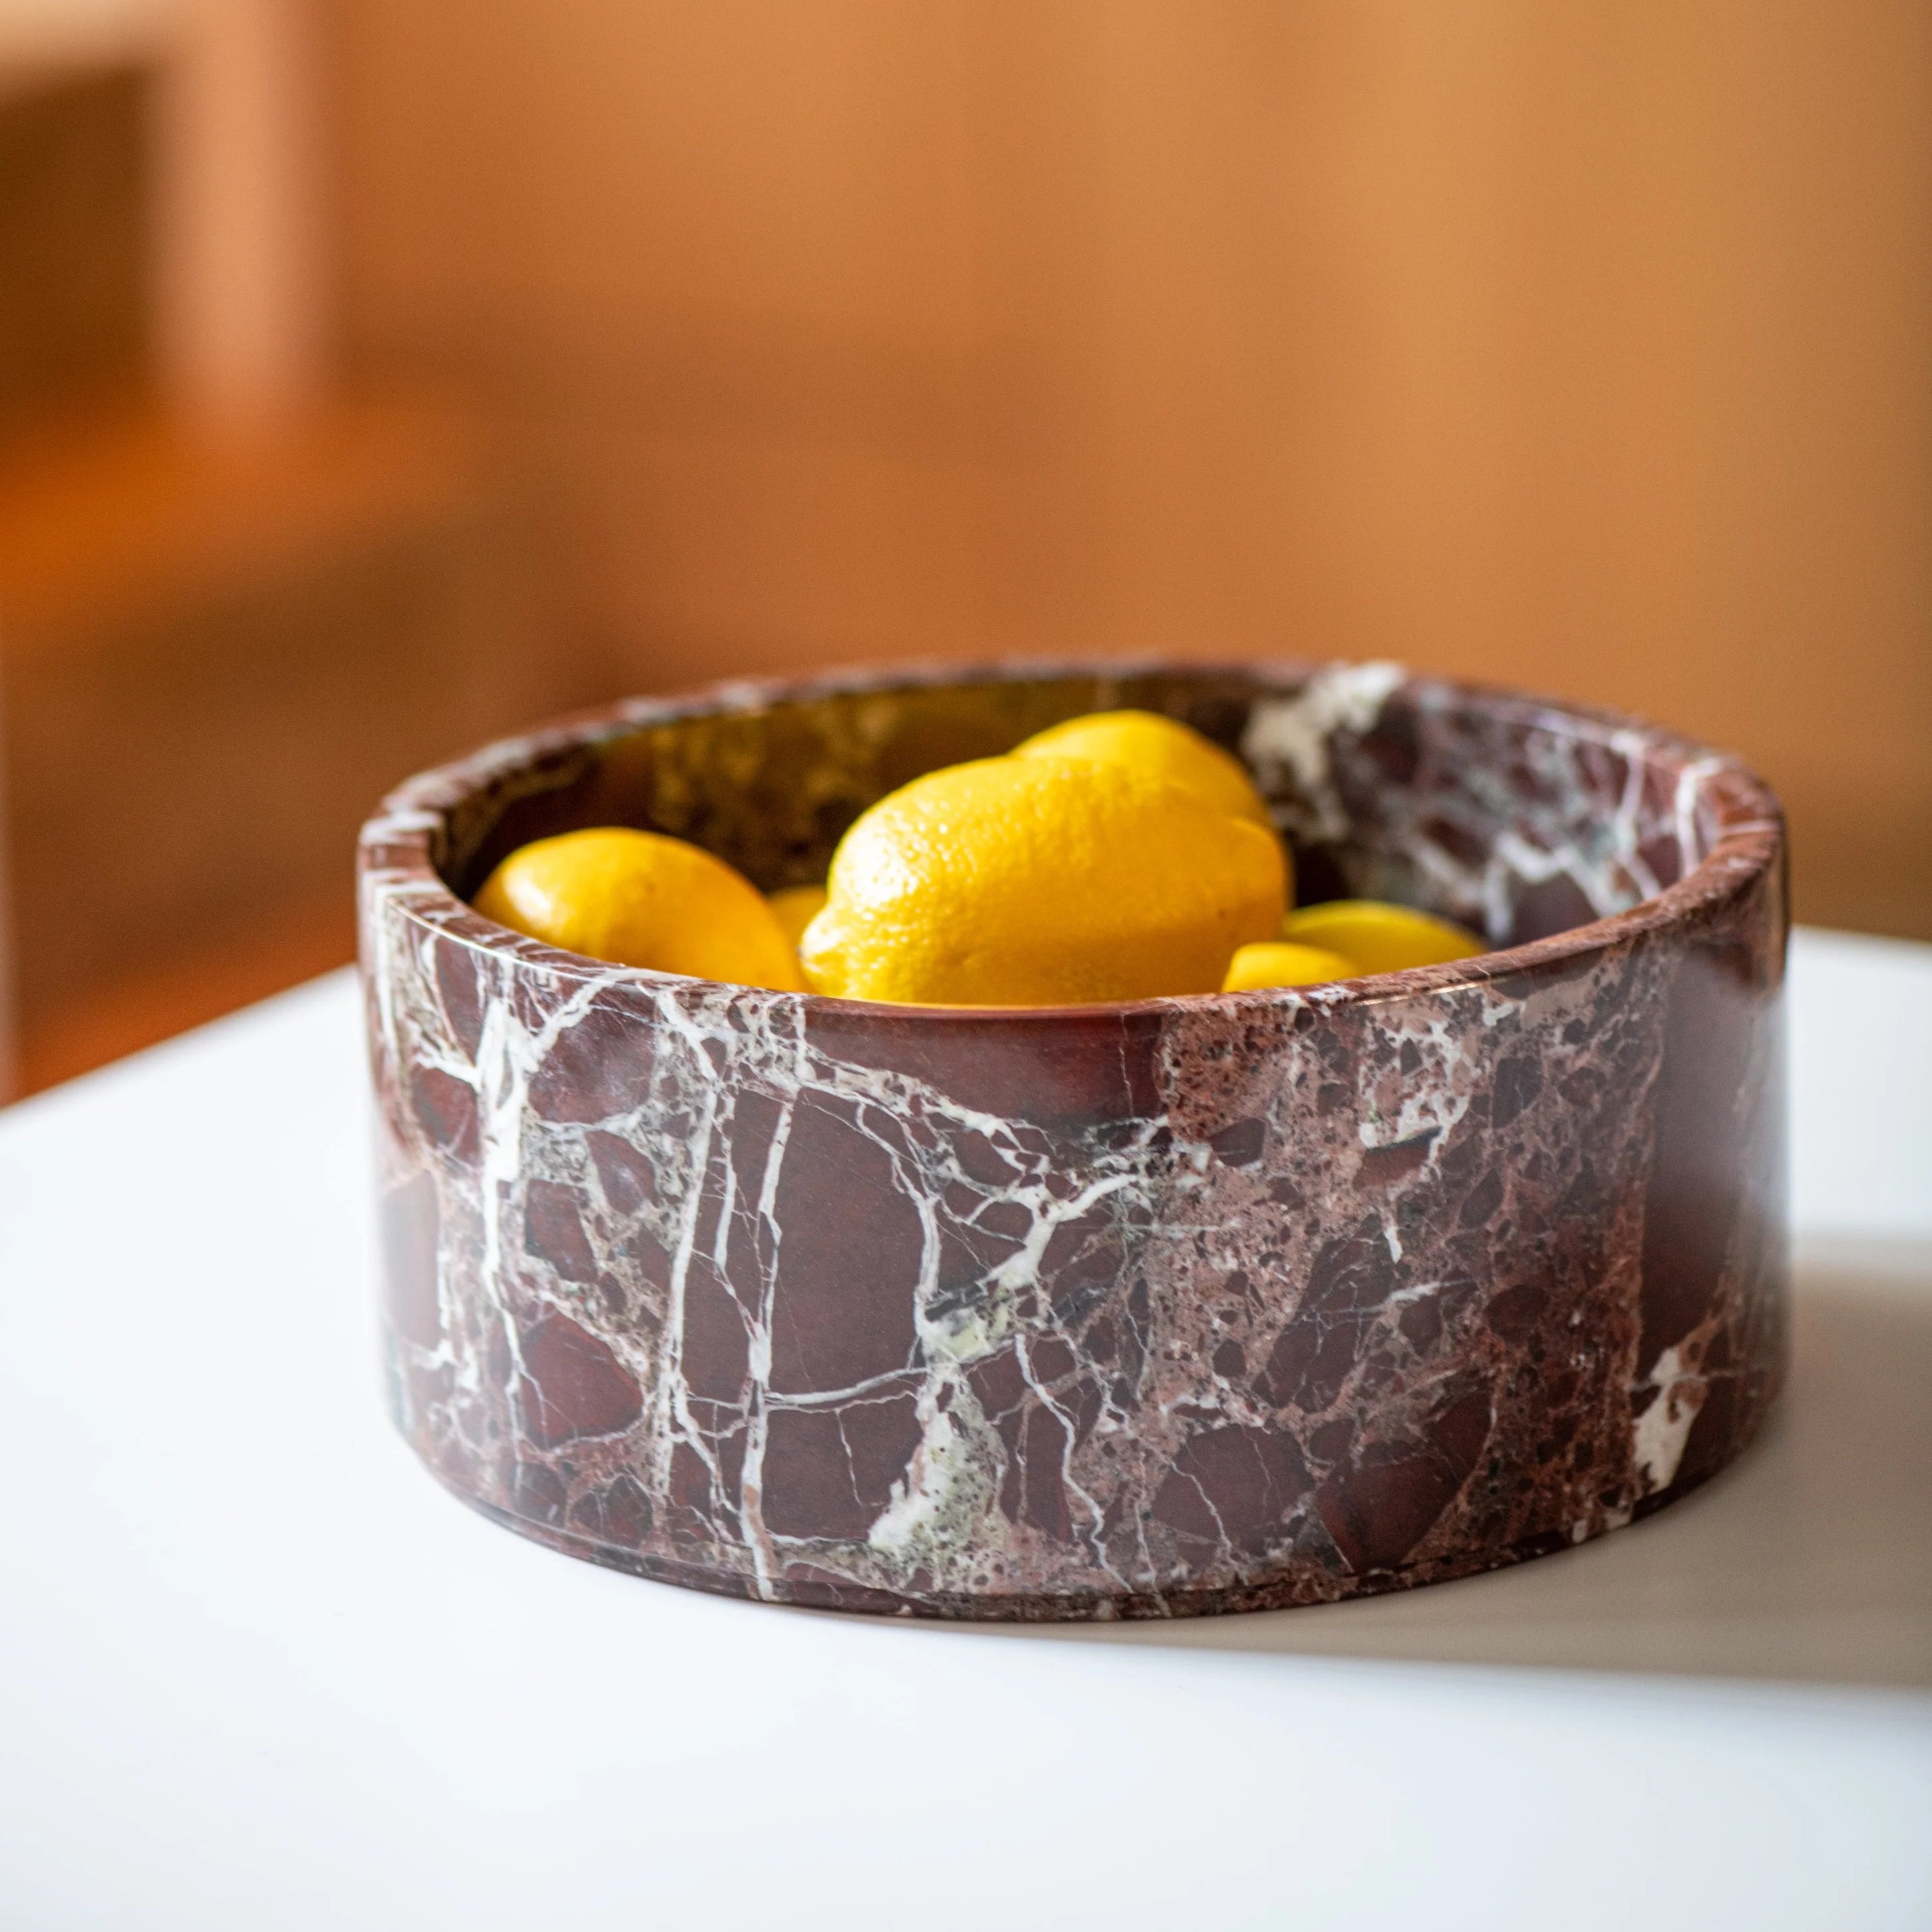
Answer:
xmin=0 ymin=393 xmax=565 ymax=1094
xmin=0 ymin=61 xmax=149 ymax=444
xmin=0 ymin=41 xmax=573 ymax=1098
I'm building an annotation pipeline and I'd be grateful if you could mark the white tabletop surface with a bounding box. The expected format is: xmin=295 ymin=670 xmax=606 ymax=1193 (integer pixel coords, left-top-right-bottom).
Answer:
xmin=2 ymin=928 xmax=1928 ymax=1931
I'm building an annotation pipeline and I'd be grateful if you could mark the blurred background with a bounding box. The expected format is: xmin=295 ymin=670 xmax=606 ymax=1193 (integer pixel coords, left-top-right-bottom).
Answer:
xmin=0 ymin=0 xmax=1926 ymax=1098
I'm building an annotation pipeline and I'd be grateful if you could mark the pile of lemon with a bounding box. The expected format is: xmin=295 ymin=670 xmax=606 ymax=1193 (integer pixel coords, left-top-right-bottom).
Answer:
xmin=474 ymin=711 xmax=1482 ymax=1004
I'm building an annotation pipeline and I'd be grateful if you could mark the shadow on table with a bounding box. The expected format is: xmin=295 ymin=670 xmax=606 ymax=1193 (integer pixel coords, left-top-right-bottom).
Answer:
xmin=955 ymin=1238 xmax=1932 ymax=1688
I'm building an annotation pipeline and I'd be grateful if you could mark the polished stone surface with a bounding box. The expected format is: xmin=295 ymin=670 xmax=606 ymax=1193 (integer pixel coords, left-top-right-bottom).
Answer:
xmin=360 ymin=661 xmax=1787 ymax=1616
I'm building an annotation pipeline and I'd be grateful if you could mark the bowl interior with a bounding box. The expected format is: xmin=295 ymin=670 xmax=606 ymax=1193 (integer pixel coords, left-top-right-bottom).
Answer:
xmin=428 ymin=664 xmax=1721 ymax=950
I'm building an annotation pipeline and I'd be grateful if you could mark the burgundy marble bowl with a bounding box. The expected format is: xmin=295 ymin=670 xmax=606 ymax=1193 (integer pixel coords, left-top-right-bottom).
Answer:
xmin=360 ymin=660 xmax=1787 ymax=1620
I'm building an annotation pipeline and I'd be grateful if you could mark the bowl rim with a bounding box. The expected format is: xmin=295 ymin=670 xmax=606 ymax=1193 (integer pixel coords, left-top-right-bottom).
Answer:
xmin=357 ymin=655 xmax=1786 ymax=1023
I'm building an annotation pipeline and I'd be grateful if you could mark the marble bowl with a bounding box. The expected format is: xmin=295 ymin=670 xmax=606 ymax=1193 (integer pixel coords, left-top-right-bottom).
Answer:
xmin=360 ymin=660 xmax=1787 ymax=1620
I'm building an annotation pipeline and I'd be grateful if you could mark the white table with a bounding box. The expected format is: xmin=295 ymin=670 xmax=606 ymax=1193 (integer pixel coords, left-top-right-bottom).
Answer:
xmin=2 ymin=929 xmax=1928 ymax=1931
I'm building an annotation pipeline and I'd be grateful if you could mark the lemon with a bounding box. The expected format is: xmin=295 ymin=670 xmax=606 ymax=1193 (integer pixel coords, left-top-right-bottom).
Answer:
xmin=767 ymin=884 xmax=828 ymax=948
xmin=474 ymin=826 xmax=805 ymax=990
xmin=1013 ymin=709 xmax=1275 ymax=830
xmin=1221 ymin=941 xmax=1358 ymax=992
xmin=800 ymin=756 xmax=1285 ymax=1006
xmin=1281 ymin=900 xmax=1483 ymax=975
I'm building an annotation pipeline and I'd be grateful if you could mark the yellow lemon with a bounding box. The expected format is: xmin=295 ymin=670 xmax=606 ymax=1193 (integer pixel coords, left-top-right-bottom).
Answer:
xmin=767 ymin=883 xmax=828 ymax=948
xmin=1281 ymin=900 xmax=1483 ymax=975
xmin=1013 ymin=709 xmax=1275 ymax=830
xmin=800 ymin=757 xmax=1285 ymax=1006
xmin=474 ymin=826 xmax=805 ymax=990
xmin=1221 ymin=941 xmax=1359 ymax=992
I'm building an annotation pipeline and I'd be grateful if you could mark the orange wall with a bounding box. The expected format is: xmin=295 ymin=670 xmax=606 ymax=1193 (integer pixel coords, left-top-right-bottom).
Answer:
xmin=332 ymin=1 xmax=1932 ymax=936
